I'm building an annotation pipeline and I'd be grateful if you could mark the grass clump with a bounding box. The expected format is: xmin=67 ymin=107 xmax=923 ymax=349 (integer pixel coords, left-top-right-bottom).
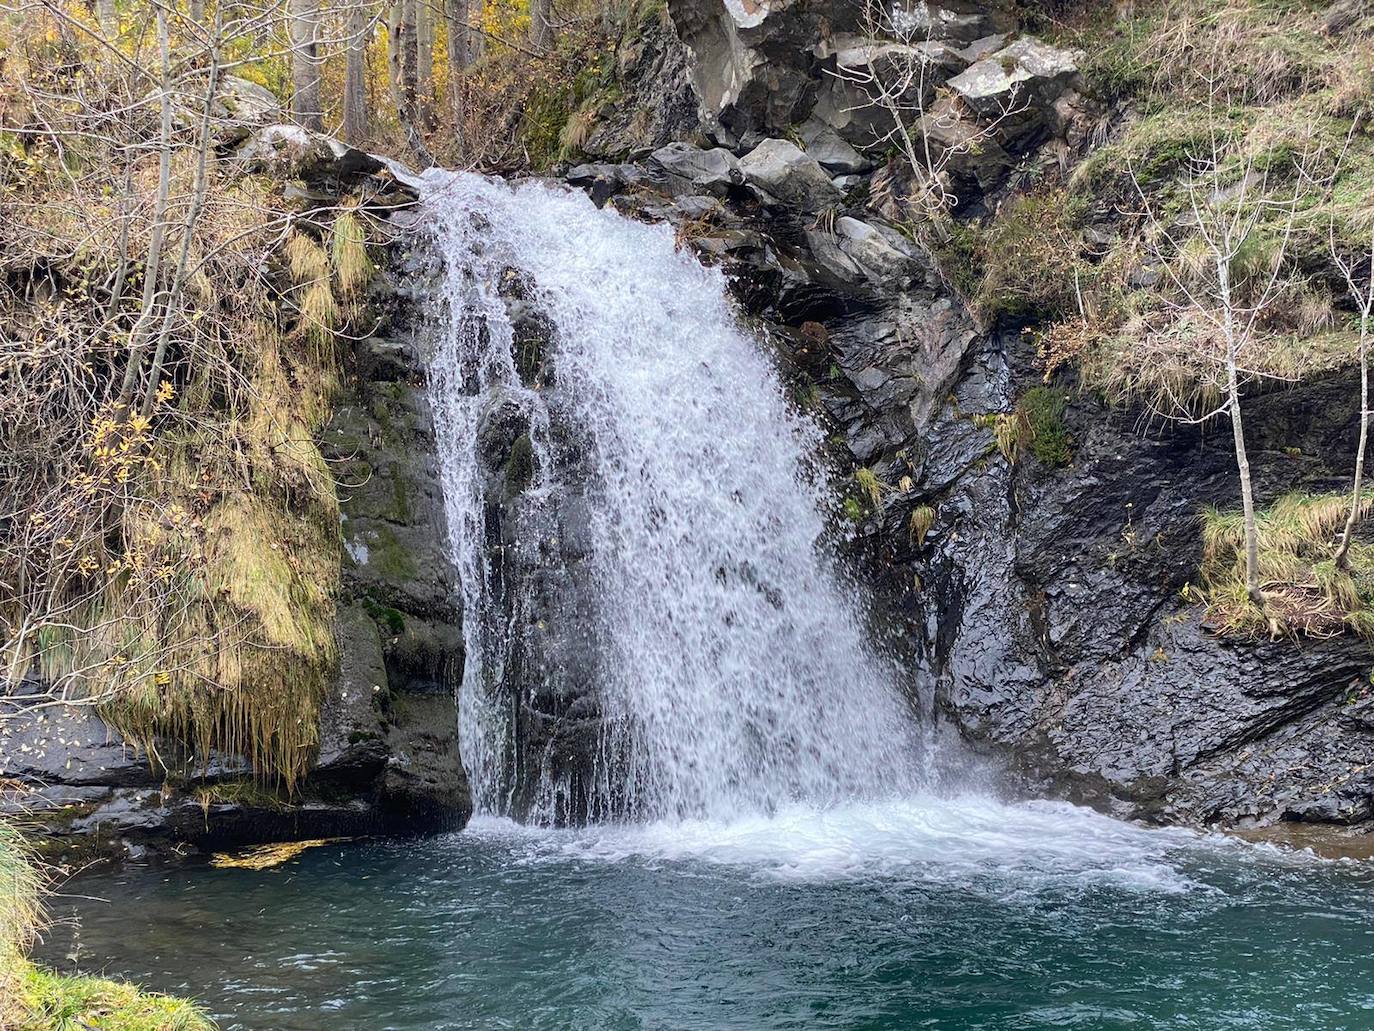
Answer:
xmin=1200 ymin=490 xmax=1374 ymax=638
xmin=854 ymin=467 xmax=885 ymax=507
xmin=330 ymin=207 xmax=374 ymax=300
xmin=1017 ymin=387 xmax=1074 ymax=467
xmin=909 ymin=505 xmax=936 ymax=547
xmin=2 ymin=825 xmax=214 ymax=1029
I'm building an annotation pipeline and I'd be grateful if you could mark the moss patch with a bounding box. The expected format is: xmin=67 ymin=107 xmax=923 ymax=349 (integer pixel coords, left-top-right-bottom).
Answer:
xmin=1018 ymin=387 xmax=1074 ymax=468
xmin=13 ymin=963 xmax=216 ymax=1031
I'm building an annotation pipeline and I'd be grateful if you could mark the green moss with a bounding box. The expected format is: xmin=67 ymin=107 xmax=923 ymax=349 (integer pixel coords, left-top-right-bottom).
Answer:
xmin=1017 ymin=387 xmax=1074 ymax=468
xmin=520 ymin=83 xmax=574 ymax=170
xmin=504 ymin=434 xmax=536 ymax=499
xmin=842 ymin=498 xmax=865 ymax=523
xmin=363 ymin=596 xmax=407 ymax=635
xmin=366 ymin=525 xmax=419 ymax=583
xmin=193 ymin=778 xmax=292 ymax=813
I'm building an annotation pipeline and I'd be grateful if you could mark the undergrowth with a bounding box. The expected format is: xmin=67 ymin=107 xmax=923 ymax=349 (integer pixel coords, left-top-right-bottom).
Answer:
xmin=968 ymin=0 xmax=1373 ymax=414
xmin=1200 ymin=491 xmax=1374 ymax=638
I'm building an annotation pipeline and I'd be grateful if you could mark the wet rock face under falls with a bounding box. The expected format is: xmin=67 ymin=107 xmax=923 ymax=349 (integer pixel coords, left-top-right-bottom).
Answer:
xmin=420 ymin=170 xmax=923 ymax=825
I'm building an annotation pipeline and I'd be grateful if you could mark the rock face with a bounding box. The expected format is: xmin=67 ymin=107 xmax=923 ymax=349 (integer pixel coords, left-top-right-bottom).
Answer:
xmin=559 ymin=1 xmax=1374 ymax=834
xmin=1 ymin=133 xmax=472 ymax=860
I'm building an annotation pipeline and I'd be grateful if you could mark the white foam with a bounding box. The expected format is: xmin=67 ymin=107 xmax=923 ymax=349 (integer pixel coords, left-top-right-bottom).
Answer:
xmin=463 ymin=797 xmax=1221 ymax=893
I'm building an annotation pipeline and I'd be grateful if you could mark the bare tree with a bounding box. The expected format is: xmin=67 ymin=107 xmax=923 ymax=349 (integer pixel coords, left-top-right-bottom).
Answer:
xmin=288 ymin=0 xmax=323 ymax=130
xmin=95 ymin=0 xmax=118 ymax=39
xmin=1333 ymin=225 xmax=1374 ymax=569
xmin=1127 ymin=91 xmax=1307 ymax=606
xmin=417 ymin=0 xmax=434 ymax=125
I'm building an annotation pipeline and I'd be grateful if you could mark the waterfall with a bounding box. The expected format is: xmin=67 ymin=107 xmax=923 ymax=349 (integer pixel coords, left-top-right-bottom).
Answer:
xmin=421 ymin=170 xmax=923 ymax=825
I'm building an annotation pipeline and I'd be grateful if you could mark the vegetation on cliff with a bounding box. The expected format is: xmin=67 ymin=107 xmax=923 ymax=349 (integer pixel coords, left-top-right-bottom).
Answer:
xmin=962 ymin=0 xmax=1374 ymax=639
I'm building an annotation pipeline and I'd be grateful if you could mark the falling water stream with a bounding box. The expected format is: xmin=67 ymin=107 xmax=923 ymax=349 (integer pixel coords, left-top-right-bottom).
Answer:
xmin=36 ymin=174 xmax=1374 ymax=1030
xmin=422 ymin=169 xmax=922 ymax=823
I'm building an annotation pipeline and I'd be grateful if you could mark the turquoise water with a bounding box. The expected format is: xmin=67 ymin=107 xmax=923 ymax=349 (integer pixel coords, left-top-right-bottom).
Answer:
xmin=37 ymin=799 xmax=1374 ymax=1030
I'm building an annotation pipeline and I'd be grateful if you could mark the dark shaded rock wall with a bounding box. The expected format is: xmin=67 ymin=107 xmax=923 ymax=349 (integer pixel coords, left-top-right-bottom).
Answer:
xmin=562 ymin=0 xmax=1374 ymax=833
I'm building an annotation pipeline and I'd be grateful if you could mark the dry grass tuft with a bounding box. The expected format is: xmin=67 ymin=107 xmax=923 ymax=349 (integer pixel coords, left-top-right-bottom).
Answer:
xmin=1201 ymin=490 xmax=1374 ymax=639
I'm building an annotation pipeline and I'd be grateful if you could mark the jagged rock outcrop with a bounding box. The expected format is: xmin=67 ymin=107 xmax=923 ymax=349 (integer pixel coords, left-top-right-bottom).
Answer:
xmin=563 ymin=0 xmax=1374 ymax=834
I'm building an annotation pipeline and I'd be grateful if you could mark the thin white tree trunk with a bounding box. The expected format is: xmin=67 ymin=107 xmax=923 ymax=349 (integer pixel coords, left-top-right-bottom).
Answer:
xmin=529 ymin=0 xmax=552 ymax=48
xmin=1335 ymin=231 xmax=1374 ymax=569
xmin=117 ymin=8 xmax=174 ymax=408
xmin=96 ymin=0 xmax=118 ymax=39
xmin=1220 ymin=258 xmax=1263 ymax=605
xmin=417 ymin=0 xmax=434 ymax=126
xmin=141 ymin=28 xmax=221 ymax=418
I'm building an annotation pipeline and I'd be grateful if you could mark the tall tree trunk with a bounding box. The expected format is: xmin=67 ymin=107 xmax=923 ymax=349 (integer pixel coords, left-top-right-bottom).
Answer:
xmin=96 ymin=0 xmax=118 ymax=39
xmin=142 ymin=27 xmax=221 ymax=419
xmin=343 ymin=1 xmax=371 ymax=144
xmin=386 ymin=1 xmax=405 ymax=115
xmin=117 ymin=8 xmax=174 ymax=409
xmin=444 ymin=0 xmax=469 ymax=153
xmin=470 ymin=0 xmax=484 ymax=58
xmin=416 ymin=0 xmax=434 ymax=126
xmin=388 ymin=0 xmax=432 ymax=163
xmin=529 ymin=0 xmax=552 ymax=49
xmin=400 ymin=0 xmax=418 ymax=115
xmin=288 ymin=0 xmax=323 ymax=131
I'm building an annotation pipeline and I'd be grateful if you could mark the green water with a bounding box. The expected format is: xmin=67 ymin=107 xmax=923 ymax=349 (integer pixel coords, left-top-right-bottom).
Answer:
xmin=35 ymin=799 xmax=1374 ymax=1030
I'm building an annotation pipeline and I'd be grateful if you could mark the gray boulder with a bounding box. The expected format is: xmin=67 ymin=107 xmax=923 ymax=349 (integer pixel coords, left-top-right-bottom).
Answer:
xmin=738 ymin=138 xmax=841 ymax=211
xmin=798 ymin=119 xmax=872 ymax=174
xmin=211 ymin=76 xmax=282 ymax=145
xmin=947 ymin=37 xmax=1082 ymax=120
xmin=230 ymin=124 xmax=384 ymax=183
xmin=646 ymin=141 xmax=744 ymax=196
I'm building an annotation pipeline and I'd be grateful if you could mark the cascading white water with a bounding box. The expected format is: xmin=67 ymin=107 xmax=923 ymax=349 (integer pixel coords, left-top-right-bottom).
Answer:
xmin=421 ymin=170 xmax=923 ymax=824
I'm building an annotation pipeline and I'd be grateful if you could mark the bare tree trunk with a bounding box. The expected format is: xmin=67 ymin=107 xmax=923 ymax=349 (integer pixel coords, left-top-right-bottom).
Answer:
xmin=117 ymin=8 xmax=174 ymax=409
xmin=189 ymin=0 xmax=205 ymax=25
xmin=343 ymin=1 xmax=371 ymax=144
xmin=470 ymin=0 xmax=484 ymax=58
xmin=1220 ymin=259 xmax=1263 ymax=606
xmin=386 ymin=1 xmax=404 ymax=115
xmin=400 ymin=0 xmax=418 ymax=114
xmin=444 ymin=0 xmax=469 ymax=70
xmin=141 ymin=48 xmax=220 ymax=418
xmin=529 ymin=0 xmax=552 ymax=49
xmin=288 ymin=0 xmax=323 ymax=131
xmin=444 ymin=0 xmax=469 ymax=153
xmin=1335 ymin=230 xmax=1374 ymax=569
xmin=96 ymin=0 xmax=118 ymax=39
xmin=416 ymin=0 xmax=434 ymax=126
